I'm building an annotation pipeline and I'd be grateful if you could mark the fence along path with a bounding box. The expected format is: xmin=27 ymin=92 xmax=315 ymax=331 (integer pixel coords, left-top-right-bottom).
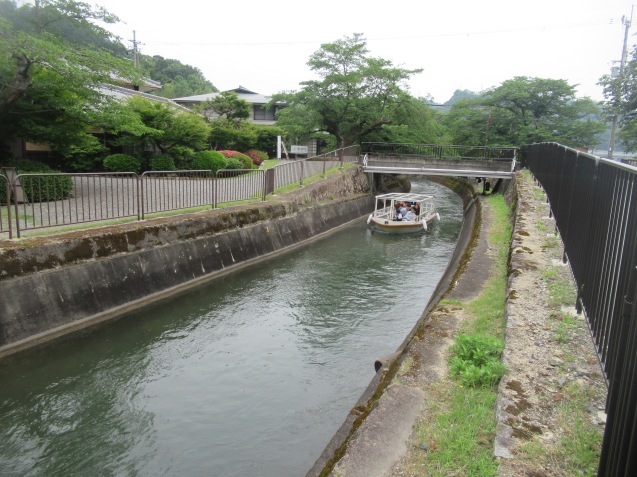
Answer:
xmin=0 ymin=154 xmax=354 ymax=239
xmin=525 ymin=142 xmax=637 ymax=477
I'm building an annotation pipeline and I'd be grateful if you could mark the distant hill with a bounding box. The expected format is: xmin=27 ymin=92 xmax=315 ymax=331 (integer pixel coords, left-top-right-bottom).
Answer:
xmin=425 ymin=89 xmax=480 ymax=112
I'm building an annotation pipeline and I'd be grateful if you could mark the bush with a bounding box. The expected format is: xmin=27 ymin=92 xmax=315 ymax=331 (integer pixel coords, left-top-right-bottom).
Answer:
xmin=103 ymin=154 xmax=141 ymax=174
xmin=2 ymin=158 xmax=73 ymax=202
xmin=449 ymin=334 xmax=506 ymax=388
xmin=170 ymin=146 xmax=195 ymax=170
xmin=191 ymin=150 xmax=228 ymax=172
xmin=225 ymin=158 xmax=244 ymax=170
xmin=218 ymin=150 xmax=254 ymax=169
xmin=150 ymin=154 xmax=176 ymax=171
xmin=244 ymin=149 xmax=268 ymax=166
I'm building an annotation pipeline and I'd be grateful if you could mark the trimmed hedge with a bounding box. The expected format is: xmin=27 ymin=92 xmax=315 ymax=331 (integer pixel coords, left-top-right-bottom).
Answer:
xmin=103 ymin=154 xmax=141 ymax=174
xmin=218 ymin=150 xmax=255 ymax=169
xmin=191 ymin=150 xmax=228 ymax=172
xmin=244 ymin=149 xmax=268 ymax=166
xmin=2 ymin=159 xmax=73 ymax=202
xmin=150 ymin=154 xmax=176 ymax=171
xmin=225 ymin=158 xmax=244 ymax=170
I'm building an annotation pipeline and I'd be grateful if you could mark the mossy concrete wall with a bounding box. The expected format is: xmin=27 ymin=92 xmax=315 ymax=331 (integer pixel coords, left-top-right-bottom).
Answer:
xmin=0 ymin=169 xmax=373 ymax=356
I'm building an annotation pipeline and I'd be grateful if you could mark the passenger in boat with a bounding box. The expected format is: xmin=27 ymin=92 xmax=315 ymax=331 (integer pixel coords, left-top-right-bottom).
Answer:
xmin=403 ymin=206 xmax=416 ymax=221
xmin=412 ymin=203 xmax=420 ymax=218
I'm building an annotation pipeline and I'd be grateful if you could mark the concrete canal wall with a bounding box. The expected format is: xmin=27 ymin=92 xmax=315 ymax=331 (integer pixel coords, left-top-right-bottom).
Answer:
xmin=0 ymin=169 xmax=373 ymax=356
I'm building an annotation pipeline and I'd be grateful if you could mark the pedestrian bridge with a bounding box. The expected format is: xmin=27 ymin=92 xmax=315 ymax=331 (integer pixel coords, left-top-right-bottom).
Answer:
xmin=360 ymin=143 xmax=517 ymax=179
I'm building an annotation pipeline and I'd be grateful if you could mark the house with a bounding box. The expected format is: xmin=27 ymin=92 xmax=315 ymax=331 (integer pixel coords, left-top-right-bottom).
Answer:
xmin=173 ymin=86 xmax=283 ymax=126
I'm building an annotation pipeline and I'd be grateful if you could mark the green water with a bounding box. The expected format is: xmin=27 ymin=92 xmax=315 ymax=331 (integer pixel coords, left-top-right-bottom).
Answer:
xmin=0 ymin=180 xmax=463 ymax=477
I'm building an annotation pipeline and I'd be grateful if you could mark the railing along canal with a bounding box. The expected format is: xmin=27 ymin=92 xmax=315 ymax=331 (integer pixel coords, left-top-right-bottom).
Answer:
xmin=0 ymin=150 xmax=355 ymax=238
xmin=362 ymin=142 xmax=517 ymax=160
xmin=525 ymin=142 xmax=637 ymax=477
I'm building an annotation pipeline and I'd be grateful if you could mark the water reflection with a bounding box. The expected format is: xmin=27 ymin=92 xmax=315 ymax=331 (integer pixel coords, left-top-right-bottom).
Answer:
xmin=0 ymin=179 xmax=463 ymax=477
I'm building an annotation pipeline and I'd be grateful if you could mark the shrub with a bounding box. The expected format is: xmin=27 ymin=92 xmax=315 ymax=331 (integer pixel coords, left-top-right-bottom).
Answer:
xmin=150 ymin=154 xmax=176 ymax=171
xmin=3 ymin=158 xmax=73 ymax=202
xmin=225 ymin=157 xmax=244 ymax=170
xmin=168 ymin=146 xmax=195 ymax=170
xmin=103 ymin=154 xmax=141 ymax=174
xmin=244 ymin=149 xmax=268 ymax=166
xmin=217 ymin=150 xmax=254 ymax=169
xmin=191 ymin=150 xmax=228 ymax=172
xmin=449 ymin=334 xmax=506 ymax=388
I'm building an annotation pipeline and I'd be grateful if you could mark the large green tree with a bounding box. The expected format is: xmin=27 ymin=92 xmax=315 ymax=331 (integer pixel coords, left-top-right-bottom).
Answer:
xmin=272 ymin=33 xmax=423 ymax=150
xmin=599 ymin=44 xmax=637 ymax=152
xmin=108 ymin=96 xmax=210 ymax=166
xmin=444 ymin=77 xmax=605 ymax=149
xmin=0 ymin=0 xmax=141 ymax=166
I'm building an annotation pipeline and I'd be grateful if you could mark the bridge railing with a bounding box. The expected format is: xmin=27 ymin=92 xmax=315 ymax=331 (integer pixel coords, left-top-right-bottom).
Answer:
xmin=524 ymin=142 xmax=637 ymax=477
xmin=361 ymin=142 xmax=516 ymax=161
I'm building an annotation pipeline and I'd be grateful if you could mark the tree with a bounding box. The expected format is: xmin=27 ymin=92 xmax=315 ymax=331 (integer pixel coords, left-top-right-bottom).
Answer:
xmin=109 ymin=96 xmax=210 ymax=166
xmin=599 ymin=44 xmax=637 ymax=152
xmin=272 ymin=33 xmax=423 ymax=150
xmin=0 ymin=0 xmax=141 ymax=165
xmin=141 ymin=55 xmax=217 ymax=99
xmin=443 ymin=77 xmax=605 ymax=149
xmin=198 ymin=91 xmax=251 ymax=124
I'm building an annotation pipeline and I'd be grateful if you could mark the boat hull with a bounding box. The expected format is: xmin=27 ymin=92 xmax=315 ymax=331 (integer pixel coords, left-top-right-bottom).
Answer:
xmin=369 ymin=217 xmax=428 ymax=234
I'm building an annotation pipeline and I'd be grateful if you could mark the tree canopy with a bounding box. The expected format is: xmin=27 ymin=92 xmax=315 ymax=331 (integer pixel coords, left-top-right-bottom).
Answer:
xmin=272 ymin=33 xmax=425 ymax=149
xmin=141 ymin=55 xmax=217 ymax=99
xmin=599 ymin=43 xmax=637 ymax=152
xmin=443 ymin=77 xmax=605 ymax=149
xmin=0 ymin=0 xmax=142 ymax=164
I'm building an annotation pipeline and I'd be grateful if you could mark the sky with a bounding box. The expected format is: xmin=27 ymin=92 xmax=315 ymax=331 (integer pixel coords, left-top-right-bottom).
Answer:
xmin=88 ymin=0 xmax=636 ymax=103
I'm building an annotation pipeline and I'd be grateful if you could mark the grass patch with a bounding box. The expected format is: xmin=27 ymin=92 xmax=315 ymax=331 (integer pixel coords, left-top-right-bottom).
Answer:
xmin=519 ymin=381 xmax=603 ymax=476
xmin=544 ymin=266 xmax=576 ymax=308
xmin=416 ymin=383 xmax=499 ymax=476
xmin=412 ymin=193 xmax=511 ymax=476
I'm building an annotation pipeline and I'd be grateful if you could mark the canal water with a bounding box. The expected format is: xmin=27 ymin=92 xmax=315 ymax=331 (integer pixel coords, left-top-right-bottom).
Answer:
xmin=0 ymin=180 xmax=464 ymax=477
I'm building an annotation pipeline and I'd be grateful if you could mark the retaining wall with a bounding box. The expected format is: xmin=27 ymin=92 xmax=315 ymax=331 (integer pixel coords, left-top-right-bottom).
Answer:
xmin=0 ymin=169 xmax=373 ymax=356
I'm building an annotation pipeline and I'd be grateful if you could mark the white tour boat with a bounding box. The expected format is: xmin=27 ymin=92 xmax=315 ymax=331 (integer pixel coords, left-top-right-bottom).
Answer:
xmin=367 ymin=192 xmax=440 ymax=234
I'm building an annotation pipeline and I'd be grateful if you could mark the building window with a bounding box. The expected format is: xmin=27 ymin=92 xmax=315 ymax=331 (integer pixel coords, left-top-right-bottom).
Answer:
xmin=253 ymin=105 xmax=275 ymax=121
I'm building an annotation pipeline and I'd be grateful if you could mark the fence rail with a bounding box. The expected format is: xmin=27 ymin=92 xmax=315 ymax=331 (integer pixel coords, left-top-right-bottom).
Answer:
xmin=362 ymin=142 xmax=517 ymax=160
xmin=524 ymin=142 xmax=637 ymax=477
xmin=0 ymin=153 xmax=353 ymax=238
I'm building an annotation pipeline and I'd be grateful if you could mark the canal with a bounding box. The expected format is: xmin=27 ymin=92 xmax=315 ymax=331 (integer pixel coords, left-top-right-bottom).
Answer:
xmin=0 ymin=179 xmax=464 ymax=477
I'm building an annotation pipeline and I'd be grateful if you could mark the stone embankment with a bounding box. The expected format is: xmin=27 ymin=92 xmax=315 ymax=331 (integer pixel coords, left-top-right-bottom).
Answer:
xmin=0 ymin=169 xmax=373 ymax=357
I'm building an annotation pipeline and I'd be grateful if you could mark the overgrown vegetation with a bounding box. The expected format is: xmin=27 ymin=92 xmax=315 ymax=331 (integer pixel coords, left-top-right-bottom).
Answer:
xmin=413 ymin=193 xmax=511 ymax=476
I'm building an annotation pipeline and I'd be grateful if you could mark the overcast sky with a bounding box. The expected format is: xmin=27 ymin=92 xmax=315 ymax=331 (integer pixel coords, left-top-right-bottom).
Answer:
xmin=90 ymin=0 xmax=635 ymax=103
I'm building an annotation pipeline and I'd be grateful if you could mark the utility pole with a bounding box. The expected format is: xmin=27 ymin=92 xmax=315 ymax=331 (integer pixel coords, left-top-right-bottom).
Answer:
xmin=608 ymin=7 xmax=633 ymax=159
xmin=132 ymin=30 xmax=141 ymax=69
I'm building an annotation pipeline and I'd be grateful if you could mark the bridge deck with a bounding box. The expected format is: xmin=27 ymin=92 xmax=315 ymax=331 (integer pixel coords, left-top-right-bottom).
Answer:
xmin=362 ymin=155 xmax=516 ymax=178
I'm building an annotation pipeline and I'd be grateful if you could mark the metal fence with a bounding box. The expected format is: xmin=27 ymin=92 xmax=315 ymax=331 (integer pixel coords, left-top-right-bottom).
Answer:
xmin=0 ymin=153 xmax=352 ymax=238
xmin=362 ymin=142 xmax=517 ymax=160
xmin=524 ymin=142 xmax=637 ymax=477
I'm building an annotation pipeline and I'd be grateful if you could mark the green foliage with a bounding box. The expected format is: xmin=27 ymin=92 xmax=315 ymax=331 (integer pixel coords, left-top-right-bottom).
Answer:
xmin=209 ymin=122 xmax=258 ymax=151
xmin=191 ymin=150 xmax=227 ymax=172
xmin=244 ymin=149 xmax=268 ymax=166
xmin=199 ymin=91 xmax=250 ymax=123
xmin=3 ymin=158 xmax=73 ymax=201
xmin=443 ymin=77 xmax=605 ymax=148
xmin=150 ymin=154 xmax=176 ymax=171
xmin=272 ymin=33 xmax=422 ymax=148
xmin=224 ymin=157 xmax=243 ymax=170
xmin=140 ymin=55 xmax=217 ymax=99
xmin=0 ymin=1 xmax=142 ymax=161
xmin=218 ymin=150 xmax=253 ymax=169
xmin=103 ymin=154 xmax=141 ymax=173
xmin=599 ymin=44 xmax=637 ymax=152
xmin=111 ymin=96 xmax=209 ymax=158
xmin=449 ymin=334 xmax=506 ymax=388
